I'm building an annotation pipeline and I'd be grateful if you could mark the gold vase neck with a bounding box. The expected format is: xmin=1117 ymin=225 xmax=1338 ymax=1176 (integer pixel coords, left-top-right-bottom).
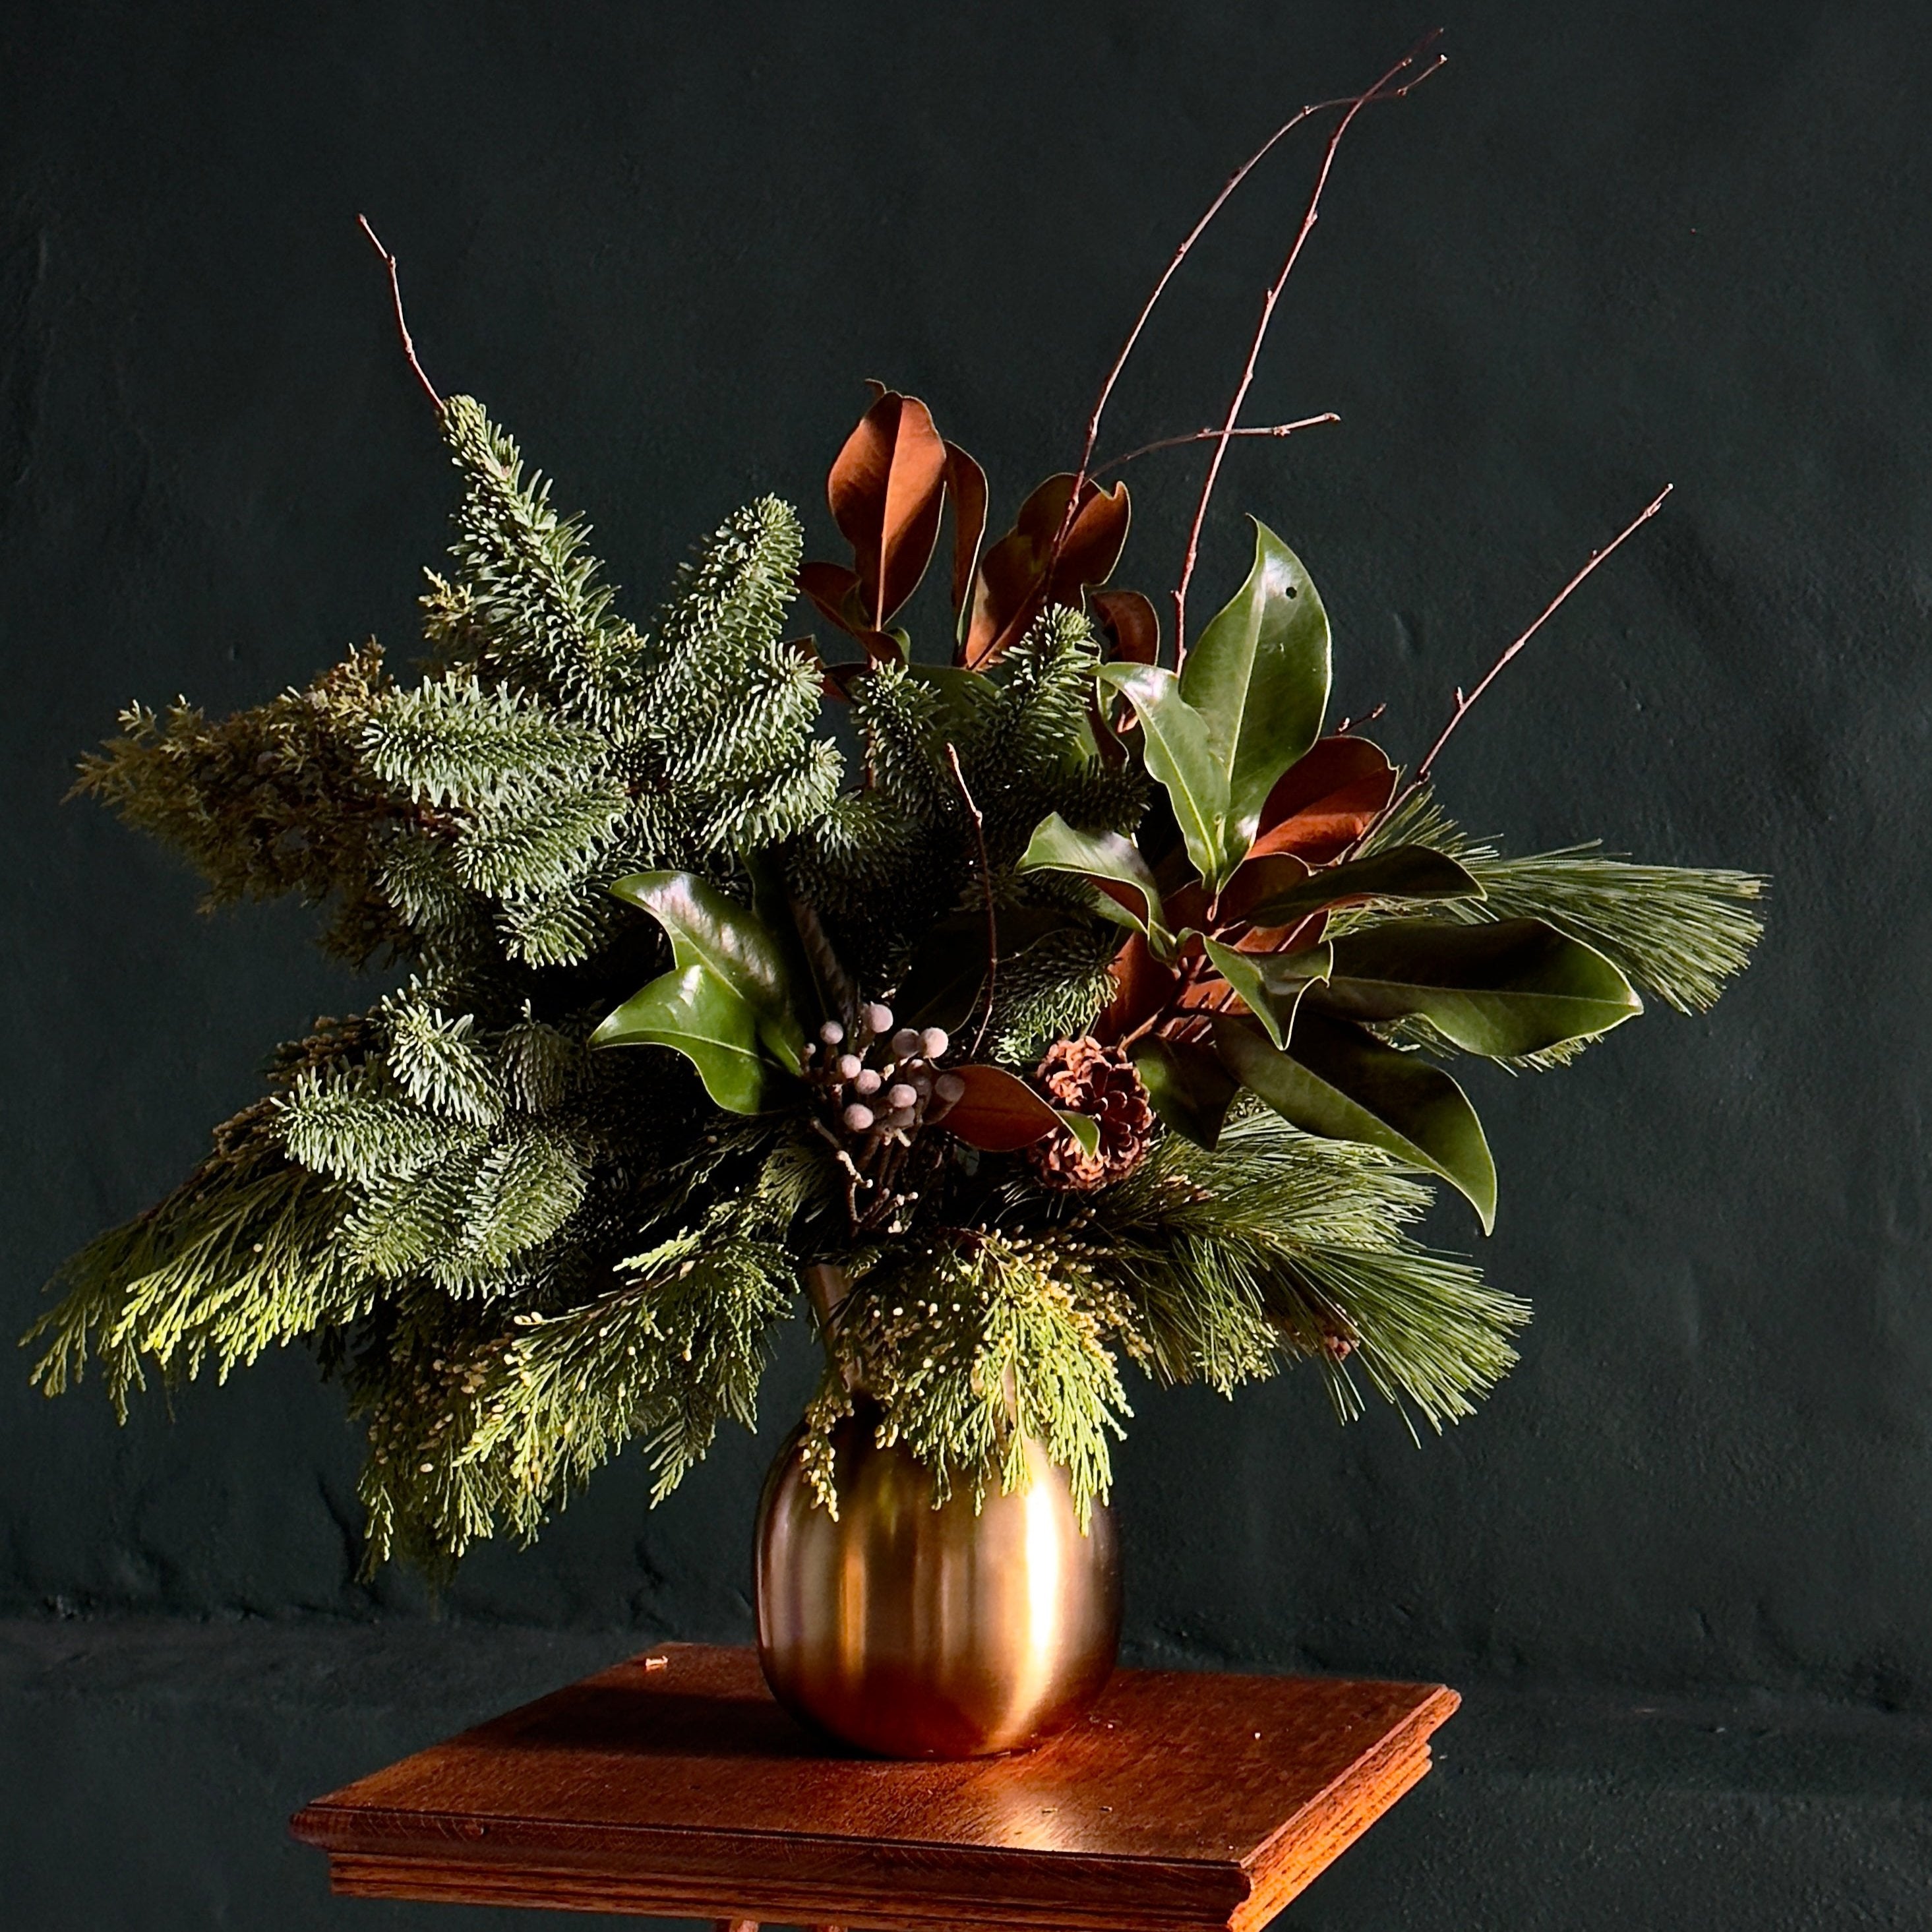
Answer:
xmin=800 ymin=1263 xmax=863 ymax=1392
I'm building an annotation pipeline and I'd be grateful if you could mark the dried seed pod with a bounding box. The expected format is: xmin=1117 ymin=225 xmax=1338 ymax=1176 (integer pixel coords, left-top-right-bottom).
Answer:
xmin=820 ymin=1020 xmax=845 ymax=1045
xmin=934 ymin=1072 xmax=966 ymax=1104
xmin=853 ymin=1067 xmax=882 ymax=1095
xmin=920 ymin=1027 xmax=950 ymax=1059
xmin=842 ymin=1103 xmax=876 ymax=1133
xmin=891 ymin=1027 xmax=922 ymax=1060
xmin=863 ymin=1003 xmax=894 ymax=1035
xmin=886 ymin=1083 xmax=919 ymax=1111
xmin=836 ymin=1054 xmax=864 ymax=1081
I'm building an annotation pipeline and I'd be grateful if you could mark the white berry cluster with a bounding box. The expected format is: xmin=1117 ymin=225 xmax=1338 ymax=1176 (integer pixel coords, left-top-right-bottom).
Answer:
xmin=802 ymin=1003 xmax=965 ymax=1143
xmin=801 ymin=1004 xmax=970 ymax=1233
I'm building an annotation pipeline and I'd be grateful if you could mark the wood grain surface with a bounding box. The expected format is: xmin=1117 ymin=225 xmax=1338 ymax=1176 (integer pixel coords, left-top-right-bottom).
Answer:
xmin=291 ymin=1643 xmax=1456 ymax=1932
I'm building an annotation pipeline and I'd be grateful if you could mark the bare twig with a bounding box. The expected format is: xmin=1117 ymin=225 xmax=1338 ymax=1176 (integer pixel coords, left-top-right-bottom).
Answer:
xmin=1093 ymin=413 xmax=1340 ymax=478
xmin=945 ymin=743 xmax=999 ymax=1060
xmin=357 ymin=215 xmax=442 ymax=410
xmin=1375 ymin=485 xmax=1675 ymax=830
xmin=1173 ymin=34 xmax=1445 ymax=667
xmin=1047 ymin=53 xmax=1445 ymax=597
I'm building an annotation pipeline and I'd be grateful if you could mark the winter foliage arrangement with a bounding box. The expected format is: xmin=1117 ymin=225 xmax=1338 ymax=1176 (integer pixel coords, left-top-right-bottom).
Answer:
xmin=30 ymin=42 xmax=1763 ymax=1580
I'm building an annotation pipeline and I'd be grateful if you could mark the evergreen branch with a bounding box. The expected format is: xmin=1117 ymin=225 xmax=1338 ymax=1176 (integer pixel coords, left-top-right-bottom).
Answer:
xmin=363 ymin=673 xmax=604 ymax=807
xmin=1360 ymin=791 xmax=1766 ymax=1014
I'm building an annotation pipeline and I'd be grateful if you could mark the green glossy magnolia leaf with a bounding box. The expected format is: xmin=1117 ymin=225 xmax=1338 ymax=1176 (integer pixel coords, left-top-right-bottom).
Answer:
xmin=1214 ymin=1010 xmax=1498 ymax=1232
xmin=1317 ymin=917 xmax=1643 ymax=1057
xmin=1056 ymin=1109 xmax=1104 ymax=1158
xmin=1200 ymin=938 xmax=1333 ymax=1048
xmin=590 ymin=963 xmax=772 ymax=1114
xmin=610 ymin=870 xmax=804 ymax=1070
xmin=1095 ymin=663 xmax=1232 ymax=887
xmin=1017 ymin=813 xmax=1168 ymax=947
xmin=1180 ymin=520 xmax=1331 ymax=853
xmin=1242 ymin=845 xmax=1483 ymax=929
xmin=1128 ymin=1035 xmax=1240 ymax=1151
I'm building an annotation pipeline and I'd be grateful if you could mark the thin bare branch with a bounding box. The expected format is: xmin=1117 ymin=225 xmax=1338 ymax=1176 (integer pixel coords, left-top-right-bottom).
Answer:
xmin=1047 ymin=47 xmax=1445 ymax=593
xmin=357 ymin=215 xmax=442 ymax=411
xmin=1093 ymin=413 xmax=1340 ymax=478
xmin=1375 ymin=485 xmax=1675 ymax=830
xmin=945 ymin=743 xmax=999 ymax=1060
xmin=1173 ymin=34 xmax=1445 ymax=667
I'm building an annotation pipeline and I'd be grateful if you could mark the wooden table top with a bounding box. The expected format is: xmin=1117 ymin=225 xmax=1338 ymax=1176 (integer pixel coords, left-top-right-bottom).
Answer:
xmin=291 ymin=1642 xmax=1457 ymax=1932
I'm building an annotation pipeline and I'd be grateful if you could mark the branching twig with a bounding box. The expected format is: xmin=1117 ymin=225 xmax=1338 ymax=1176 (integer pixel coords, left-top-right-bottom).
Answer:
xmin=1375 ymin=485 xmax=1674 ymax=830
xmin=1093 ymin=414 xmax=1340 ymax=478
xmin=945 ymin=743 xmax=999 ymax=1060
xmin=357 ymin=216 xmax=442 ymax=410
xmin=1047 ymin=52 xmax=1445 ymax=594
xmin=1173 ymin=34 xmax=1445 ymax=667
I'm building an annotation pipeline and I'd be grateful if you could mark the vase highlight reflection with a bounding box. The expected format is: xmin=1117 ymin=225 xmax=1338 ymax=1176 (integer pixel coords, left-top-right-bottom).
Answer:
xmin=754 ymin=1401 xmax=1121 ymax=1759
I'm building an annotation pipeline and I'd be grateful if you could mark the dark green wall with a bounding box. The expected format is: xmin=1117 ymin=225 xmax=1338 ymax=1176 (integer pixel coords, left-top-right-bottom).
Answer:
xmin=4 ymin=0 xmax=1926 ymax=1724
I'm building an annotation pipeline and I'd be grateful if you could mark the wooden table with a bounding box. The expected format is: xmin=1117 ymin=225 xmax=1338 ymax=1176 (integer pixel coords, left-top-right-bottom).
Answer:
xmin=291 ymin=1643 xmax=1456 ymax=1932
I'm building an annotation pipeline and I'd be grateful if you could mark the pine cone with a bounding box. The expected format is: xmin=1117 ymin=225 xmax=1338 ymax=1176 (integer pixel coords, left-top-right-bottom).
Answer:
xmin=1027 ymin=1037 xmax=1155 ymax=1191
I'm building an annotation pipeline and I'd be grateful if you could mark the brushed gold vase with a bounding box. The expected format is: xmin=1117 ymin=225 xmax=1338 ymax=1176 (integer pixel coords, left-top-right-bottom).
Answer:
xmin=754 ymin=1403 xmax=1122 ymax=1759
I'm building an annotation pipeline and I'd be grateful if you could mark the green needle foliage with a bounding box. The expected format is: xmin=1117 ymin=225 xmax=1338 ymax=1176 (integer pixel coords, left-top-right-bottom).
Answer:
xmin=30 ymin=375 xmax=1762 ymax=1580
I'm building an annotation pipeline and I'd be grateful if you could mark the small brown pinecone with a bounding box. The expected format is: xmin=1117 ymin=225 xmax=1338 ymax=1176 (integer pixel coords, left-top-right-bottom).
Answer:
xmin=1027 ymin=1037 xmax=1155 ymax=1191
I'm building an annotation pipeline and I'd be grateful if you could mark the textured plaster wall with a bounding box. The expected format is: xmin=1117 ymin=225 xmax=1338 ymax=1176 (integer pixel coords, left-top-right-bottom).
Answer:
xmin=3 ymin=0 xmax=1927 ymax=1718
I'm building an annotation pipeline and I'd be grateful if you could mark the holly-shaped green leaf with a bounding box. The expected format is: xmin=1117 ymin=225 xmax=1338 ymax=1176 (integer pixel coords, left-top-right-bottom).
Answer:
xmin=1180 ymin=520 xmax=1331 ymax=854
xmin=1214 ymin=1010 xmax=1498 ymax=1232
xmin=609 ymin=870 xmax=804 ymax=1071
xmin=590 ymin=964 xmax=773 ymax=1114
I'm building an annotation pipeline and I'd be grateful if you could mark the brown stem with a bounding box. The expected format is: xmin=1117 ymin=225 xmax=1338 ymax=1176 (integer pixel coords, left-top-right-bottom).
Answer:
xmin=1172 ymin=35 xmax=1445 ymax=668
xmin=1046 ymin=57 xmax=1443 ymax=597
xmin=945 ymin=742 xmax=999 ymax=1060
xmin=1373 ymin=485 xmax=1674 ymax=833
xmin=1093 ymin=414 xmax=1340 ymax=478
xmin=357 ymin=215 xmax=442 ymax=410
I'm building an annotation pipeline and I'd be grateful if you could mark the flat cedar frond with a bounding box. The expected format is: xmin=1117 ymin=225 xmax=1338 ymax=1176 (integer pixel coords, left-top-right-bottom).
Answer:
xmin=27 ymin=1143 xmax=367 ymax=1414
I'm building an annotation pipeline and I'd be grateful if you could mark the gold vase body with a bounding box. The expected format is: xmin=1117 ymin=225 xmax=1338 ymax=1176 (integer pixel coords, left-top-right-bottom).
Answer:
xmin=754 ymin=1405 xmax=1121 ymax=1759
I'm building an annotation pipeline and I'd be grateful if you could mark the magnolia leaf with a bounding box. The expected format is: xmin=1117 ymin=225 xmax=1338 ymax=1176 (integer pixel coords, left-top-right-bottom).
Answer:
xmin=609 ymin=870 xmax=804 ymax=1070
xmin=590 ymin=964 xmax=772 ymax=1114
xmin=1250 ymin=734 xmax=1399 ymax=864
xmin=944 ymin=442 xmax=988 ymax=613
xmin=1056 ymin=1109 xmax=1104 ymax=1158
xmin=1200 ymin=937 xmax=1333 ymax=1048
xmin=797 ymin=559 xmax=868 ymax=638
xmin=1017 ymin=812 xmax=1166 ymax=944
xmin=940 ymin=1064 xmax=1064 ymax=1151
xmin=1095 ymin=663 xmax=1231 ymax=887
xmin=1097 ymin=931 xmax=1180 ymax=1042
xmin=1130 ymin=1035 xmax=1240 ymax=1150
xmin=1214 ymin=1011 xmax=1497 ymax=1232
xmin=1180 ymin=520 xmax=1331 ymax=853
xmin=1091 ymin=588 xmax=1160 ymax=665
xmin=963 ymin=473 xmax=1131 ymax=668
xmin=1317 ymin=917 xmax=1644 ymax=1056
xmin=828 ymin=388 xmax=949 ymax=628
xmin=1243 ymin=846 xmax=1482 ymax=930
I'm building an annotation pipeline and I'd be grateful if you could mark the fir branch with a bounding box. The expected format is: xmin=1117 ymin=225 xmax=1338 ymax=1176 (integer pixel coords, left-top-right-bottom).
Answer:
xmin=363 ymin=673 xmax=604 ymax=808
